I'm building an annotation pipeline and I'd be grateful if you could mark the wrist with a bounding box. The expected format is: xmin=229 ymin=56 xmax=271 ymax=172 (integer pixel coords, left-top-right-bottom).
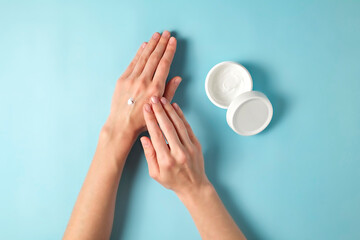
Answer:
xmin=101 ymin=119 xmax=138 ymax=143
xmin=96 ymin=123 xmax=137 ymax=166
xmin=177 ymin=182 xmax=215 ymax=207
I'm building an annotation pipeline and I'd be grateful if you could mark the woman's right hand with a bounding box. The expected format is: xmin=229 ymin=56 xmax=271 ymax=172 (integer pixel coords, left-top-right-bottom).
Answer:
xmin=140 ymin=96 xmax=246 ymax=240
xmin=140 ymin=96 xmax=212 ymax=198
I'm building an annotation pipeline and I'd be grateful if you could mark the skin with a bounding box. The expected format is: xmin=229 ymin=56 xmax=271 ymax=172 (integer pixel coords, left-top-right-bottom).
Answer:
xmin=63 ymin=31 xmax=180 ymax=240
xmin=64 ymin=31 xmax=246 ymax=240
xmin=141 ymin=97 xmax=246 ymax=240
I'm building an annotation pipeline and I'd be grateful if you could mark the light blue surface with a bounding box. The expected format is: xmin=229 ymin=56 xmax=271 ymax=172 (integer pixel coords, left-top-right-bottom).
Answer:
xmin=1 ymin=0 xmax=360 ymax=239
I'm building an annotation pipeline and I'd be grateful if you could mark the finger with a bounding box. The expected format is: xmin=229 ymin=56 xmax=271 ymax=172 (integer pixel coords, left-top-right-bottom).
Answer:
xmin=163 ymin=76 xmax=181 ymax=102
xmin=131 ymin=32 xmax=161 ymax=77
xmin=143 ymin=103 xmax=170 ymax=156
xmin=140 ymin=136 xmax=159 ymax=178
xmin=160 ymin=97 xmax=192 ymax=147
xmin=150 ymin=96 xmax=182 ymax=150
xmin=122 ymin=42 xmax=147 ymax=78
xmin=152 ymin=36 xmax=177 ymax=85
xmin=141 ymin=31 xmax=171 ymax=79
xmin=172 ymin=103 xmax=199 ymax=145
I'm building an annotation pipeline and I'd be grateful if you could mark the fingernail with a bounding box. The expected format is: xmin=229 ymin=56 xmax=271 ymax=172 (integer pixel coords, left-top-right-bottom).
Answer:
xmin=144 ymin=103 xmax=152 ymax=113
xmin=140 ymin=137 xmax=149 ymax=147
xmin=173 ymin=103 xmax=179 ymax=110
xmin=174 ymin=77 xmax=182 ymax=85
xmin=162 ymin=30 xmax=170 ymax=38
xmin=169 ymin=37 xmax=176 ymax=45
xmin=141 ymin=42 xmax=147 ymax=48
xmin=152 ymin=32 xmax=160 ymax=40
xmin=160 ymin=97 xmax=167 ymax=104
xmin=151 ymin=96 xmax=159 ymax=104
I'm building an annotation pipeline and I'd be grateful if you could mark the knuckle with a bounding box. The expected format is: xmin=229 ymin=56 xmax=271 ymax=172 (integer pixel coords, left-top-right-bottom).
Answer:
xmin=137 ymin=57 xmax=146 ymax=68
xmin=188 ymin=146 xmax=196 ymax=156
xmin=178 ymin=156 xmax=188 ymax=165
xmin=152 ymin=81 xmax=162 ymax=90
xmin=149 ymin=171 xmax=157 ymax=179
xmin=162 ymin=58 xmax=171 ymax=66
xmin=128 ymin=61 xmax=136 ymax=69
xmin=143 ymin=55 xmax=151 ymax=63
xmin=148 ymin=84 xmax=161 ymax=96
xmin=164 ymin=103 xmax=173 ymax=112
xmin=146 ymin=150 xmax=156 ymax=160
xmin=184 ymin=121 xmax=191 ymax=129
xmin=177 ymin=109 xmax=185 ymax=118
xmin=195 ymin=141 xmax=202 ymax=151
xmin=137 ymin=74 xmax=147 ymax=82
xmin=154 ymin=81 xmax=162 ymax=89
xmin=138 ymin=84 xmax=147 ymax=92
xmin=134 ymin=84 xmax=147 ymax=95
xmin=177 ymin=122 xmax=186 ymax=132
xmin=163 ymin=159 xmax=175 ymax=170
xmin=169 ymin=45 xmax=176 ymax=51
xmin=148 ymin=89 xmax=158 ymax=98
xmin=176 ymin=150 xmax=188 ymax=164
xmin=159 ymin=60 xmax=170 ymax=70
xmin=163 ymin=123 xmax=177 ymax=135
xmin=150 ymin=54 xmax=161 ymax=64
xmin=153 ymin=130 xmax=163 ymax=140
xmin=164 ymin=123 xmax=174 ymax=132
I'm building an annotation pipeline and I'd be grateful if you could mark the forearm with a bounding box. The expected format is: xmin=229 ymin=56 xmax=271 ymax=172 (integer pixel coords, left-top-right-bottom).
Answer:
xmin=64 ymin=30 xmax=179 ymax=239
xmin=178 ymin=184 xmax=246 ymax=240
xmin=64 ymin=127 xmax=137 ymax=240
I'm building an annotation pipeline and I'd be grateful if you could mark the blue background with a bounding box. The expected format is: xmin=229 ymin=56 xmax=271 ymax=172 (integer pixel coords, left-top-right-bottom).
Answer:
xmin=1 ymin=0 xmax=359 ymax=239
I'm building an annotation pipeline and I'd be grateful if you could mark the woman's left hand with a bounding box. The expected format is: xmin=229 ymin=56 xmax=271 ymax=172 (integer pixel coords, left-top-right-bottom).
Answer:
xmin=103 ymin=31 xmax=181 ymax=139
xmin=64 ymin=31 xmax=182 ymax=240
xmin=140 ymin=97 xmax=211 ymax=197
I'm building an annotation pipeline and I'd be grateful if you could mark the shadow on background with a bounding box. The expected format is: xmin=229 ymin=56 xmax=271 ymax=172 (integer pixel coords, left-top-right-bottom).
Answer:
xmin=168 ymin=31 xmax=190 ymax=110
xmin=242 ymin=61 xmax=287 ymax=133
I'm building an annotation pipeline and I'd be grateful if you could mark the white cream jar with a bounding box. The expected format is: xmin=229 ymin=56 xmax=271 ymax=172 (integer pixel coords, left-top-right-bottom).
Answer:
xmin=205 ymin=61 xmax=273 ymax=136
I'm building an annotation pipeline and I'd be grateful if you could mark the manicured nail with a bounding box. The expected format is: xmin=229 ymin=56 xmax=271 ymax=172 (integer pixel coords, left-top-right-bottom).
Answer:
xmin=169 ymin=37 xmax=176 ymax=45
xmin=174 ymin=77 xmax=182 ymax=85
xmin=162 ymin=30 xmax=170 ymax=38
xmin=141 ymin=42 xmax=147 ymax=48
xmin=140 ymin=137 xmax=149 ymax=147
xmin=160 ymin=97 xmax=167 ymax=104
xmin=152 ymin=32 xmax=160 ymax=40
xmin=173 ymin=103 xmax=179 ymax=110
xmin=151 ymin=96 xmax=159 ymax=104
xmin=144 ymin=103 xmax=152 ymax=113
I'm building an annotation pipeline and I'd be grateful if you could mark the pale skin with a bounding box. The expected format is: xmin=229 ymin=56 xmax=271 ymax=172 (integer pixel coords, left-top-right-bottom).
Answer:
xmin=64 ymin=31 xmax=246 ymax=240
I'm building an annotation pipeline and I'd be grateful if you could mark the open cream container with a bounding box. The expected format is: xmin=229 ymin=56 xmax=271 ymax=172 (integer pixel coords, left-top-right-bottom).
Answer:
xmin=205 ymin=61 xmax=273 ymax=136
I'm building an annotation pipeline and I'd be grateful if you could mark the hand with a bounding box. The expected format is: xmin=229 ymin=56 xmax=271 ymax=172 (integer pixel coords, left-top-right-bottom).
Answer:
xmin=104 ymin=31 xmax=181 ymax=139
xmin=65 ymin=32 xmax=182 ymax=240
xmin=140 ymin=97 xmax=246 ymax=240
xmin=140 ymin=96 xmax=211 ymax=197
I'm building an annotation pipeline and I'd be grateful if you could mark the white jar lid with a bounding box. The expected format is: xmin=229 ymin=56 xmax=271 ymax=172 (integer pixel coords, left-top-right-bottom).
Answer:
xmin=226 ymin=91 xmax=273 ymax=136
xmin=205 ymin=61 xmax=273 ymax=136
xmin=205 ymin=61 xmax=253 ymax=109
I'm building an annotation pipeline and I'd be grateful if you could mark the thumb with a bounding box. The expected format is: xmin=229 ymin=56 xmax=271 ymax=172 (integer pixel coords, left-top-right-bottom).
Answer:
xmin=163 ymin=76 xmax=182 ymax=102
xmin=140 ymin=136 xmax=159 ymax=179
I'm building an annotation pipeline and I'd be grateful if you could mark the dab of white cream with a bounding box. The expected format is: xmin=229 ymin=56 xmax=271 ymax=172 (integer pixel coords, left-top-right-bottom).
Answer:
xmin=127 ymin=97 xmax=135 ymax=105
